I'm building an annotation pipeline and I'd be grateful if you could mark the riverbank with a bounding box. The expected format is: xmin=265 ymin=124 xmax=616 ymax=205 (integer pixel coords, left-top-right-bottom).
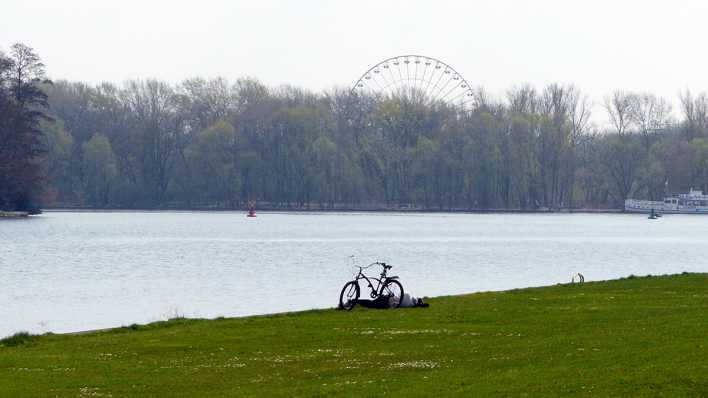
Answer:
xmin=42 ymin=206 xmax=624 ymax=214
xmin=1 ymin=273 xmax=706 ymax=397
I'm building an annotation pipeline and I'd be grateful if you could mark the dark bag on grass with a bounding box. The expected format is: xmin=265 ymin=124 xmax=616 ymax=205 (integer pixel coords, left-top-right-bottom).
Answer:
xmin=356 ymin=294 xmax=393 ymax=309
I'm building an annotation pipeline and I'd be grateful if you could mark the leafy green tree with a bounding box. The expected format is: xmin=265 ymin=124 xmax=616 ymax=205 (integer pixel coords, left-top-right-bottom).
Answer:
xmin=186 ymin=121 xmax=241 ymax=207
xmin=309 ymin=135 xmax=338 ymax=207
xmin=601 ymin=136 xmax=644 ymax=205
xmin=689 ymin=138 xmax=708 ymax=192
xmin=82 ymin=133 xmax=117 ymax=206
xmin=41 ymin=119 xmax=74 ymax=204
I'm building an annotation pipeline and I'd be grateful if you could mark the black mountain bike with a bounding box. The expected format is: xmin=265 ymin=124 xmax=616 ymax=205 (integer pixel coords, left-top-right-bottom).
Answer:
xmin=338 ymin=262 xmax=404 ymax=310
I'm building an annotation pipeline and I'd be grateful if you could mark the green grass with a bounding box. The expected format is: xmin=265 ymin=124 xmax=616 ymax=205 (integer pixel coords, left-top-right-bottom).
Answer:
xmin=1 ymin=274 xmax=707 ymax=397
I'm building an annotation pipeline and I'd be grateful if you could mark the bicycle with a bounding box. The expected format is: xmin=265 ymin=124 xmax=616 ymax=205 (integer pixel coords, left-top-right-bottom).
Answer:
xmin=338 ymin=262 xmax=404 ymax=310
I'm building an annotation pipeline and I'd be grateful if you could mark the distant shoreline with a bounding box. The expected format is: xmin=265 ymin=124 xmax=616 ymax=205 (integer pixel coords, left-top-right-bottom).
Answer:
xmin=41 ymin=207 xmax=624 ymax=215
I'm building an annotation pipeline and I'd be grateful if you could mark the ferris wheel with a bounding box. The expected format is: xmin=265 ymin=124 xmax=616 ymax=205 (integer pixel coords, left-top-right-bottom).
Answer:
xmin=352 ymin=55 xmax=475 ymax=110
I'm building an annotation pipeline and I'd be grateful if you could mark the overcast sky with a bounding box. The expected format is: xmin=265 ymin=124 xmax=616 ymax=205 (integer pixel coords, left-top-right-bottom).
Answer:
xmin=3 ymin=0 xmax=708 ymax=121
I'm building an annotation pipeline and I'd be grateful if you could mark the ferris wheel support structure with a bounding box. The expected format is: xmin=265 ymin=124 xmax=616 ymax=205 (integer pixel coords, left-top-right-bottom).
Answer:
xmin=352 ymin=55 xmax=475 ymax=110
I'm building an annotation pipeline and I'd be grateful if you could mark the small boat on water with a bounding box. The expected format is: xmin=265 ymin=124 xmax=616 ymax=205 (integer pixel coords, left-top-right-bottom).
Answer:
xmin=246 ymin=201 xmax=257 ymax=217
xmin=625 ymin=188 xmax=708 ymax=214
xmin=0 ymin=211 xmax=29 ymax=218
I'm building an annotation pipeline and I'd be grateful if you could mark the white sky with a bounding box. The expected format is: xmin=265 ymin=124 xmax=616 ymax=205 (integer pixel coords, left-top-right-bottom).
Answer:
xmin=3 ymin=0 xmax=708 ymax=121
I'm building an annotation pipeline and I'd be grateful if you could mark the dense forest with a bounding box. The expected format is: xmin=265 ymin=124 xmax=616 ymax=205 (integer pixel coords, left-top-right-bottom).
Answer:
xmin=3 ymin=44 xmax=708 ymax=211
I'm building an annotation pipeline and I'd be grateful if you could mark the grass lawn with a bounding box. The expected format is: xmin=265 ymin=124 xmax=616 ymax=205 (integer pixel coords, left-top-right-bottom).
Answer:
xmin=1 ymin=273 xmax=707 ymax=397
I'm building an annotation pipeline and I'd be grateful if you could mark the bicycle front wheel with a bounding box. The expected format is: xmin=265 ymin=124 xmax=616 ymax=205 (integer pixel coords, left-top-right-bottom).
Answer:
xmin=339 ymin=281 xmax=360 ymax=310
xmin=381 ymin=280 xmax=404 ymax=308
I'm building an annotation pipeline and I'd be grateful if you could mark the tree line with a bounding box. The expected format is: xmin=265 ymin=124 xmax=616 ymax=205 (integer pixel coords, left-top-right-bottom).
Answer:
xmin=3 ymin=44 xmax=708 ymax=211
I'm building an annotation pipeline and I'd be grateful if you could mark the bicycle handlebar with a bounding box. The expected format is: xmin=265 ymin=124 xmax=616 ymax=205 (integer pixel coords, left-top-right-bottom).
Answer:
xmin=359 ymin=262 xmax=392 ymax=270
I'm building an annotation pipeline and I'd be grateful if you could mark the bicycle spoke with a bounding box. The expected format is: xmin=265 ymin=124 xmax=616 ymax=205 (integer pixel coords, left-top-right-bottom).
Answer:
xmin=382 ymin=282 xmax=402 ymax=305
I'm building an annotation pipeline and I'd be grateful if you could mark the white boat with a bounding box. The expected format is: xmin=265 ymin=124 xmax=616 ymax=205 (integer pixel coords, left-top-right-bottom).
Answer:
xmin=625 ymin=188 xmax=708 ymax=214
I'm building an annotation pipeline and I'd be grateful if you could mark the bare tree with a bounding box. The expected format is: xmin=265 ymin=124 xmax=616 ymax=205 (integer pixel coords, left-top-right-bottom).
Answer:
xmin=564 ymin=86 xmax=592 ymax=208
xmin=679 ymin=90 xmax=708 ymax=139
xmin=629 ymin=93 xmax=672 ymax=148
xmin=470 ymin=86 xmax=504 ymax=116
xmin=604 ymin=91 xmax=635 ymax=135
xmin=121 ymin=80 xmax=182 ymax=204
xmin=568 ymin=86 xmax=592 ymax=144
xmin=9 ymin=43 xmax=46 ymax=105
xmin=506 ymin=84 xmax=538 ymax=114
xmin=536 ymin=83 xmax=575 ymax=208
xmin=178 ymin=77 xmax=235 ymax=132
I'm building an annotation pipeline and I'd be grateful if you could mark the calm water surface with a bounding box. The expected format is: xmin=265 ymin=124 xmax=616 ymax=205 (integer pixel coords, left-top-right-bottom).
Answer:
xmin=1 ymin=211 xmax=707 ymax=337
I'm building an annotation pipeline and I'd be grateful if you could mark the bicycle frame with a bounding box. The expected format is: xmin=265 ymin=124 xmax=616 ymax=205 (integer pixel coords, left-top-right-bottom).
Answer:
xmin=353 ymin=263 xmax=398 ymax=299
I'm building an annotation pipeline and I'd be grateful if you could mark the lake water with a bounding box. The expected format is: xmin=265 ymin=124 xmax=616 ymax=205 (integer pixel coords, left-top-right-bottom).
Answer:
xmin=1 ymin=211 xmax=707 ymax=337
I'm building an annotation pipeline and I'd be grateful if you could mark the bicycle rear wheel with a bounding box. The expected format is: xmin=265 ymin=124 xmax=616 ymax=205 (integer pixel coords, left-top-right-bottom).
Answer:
xmin=339 ymin=281 xmax=360 ymax=310
xmin=381 ymin=280 xmax=404 ymax=308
